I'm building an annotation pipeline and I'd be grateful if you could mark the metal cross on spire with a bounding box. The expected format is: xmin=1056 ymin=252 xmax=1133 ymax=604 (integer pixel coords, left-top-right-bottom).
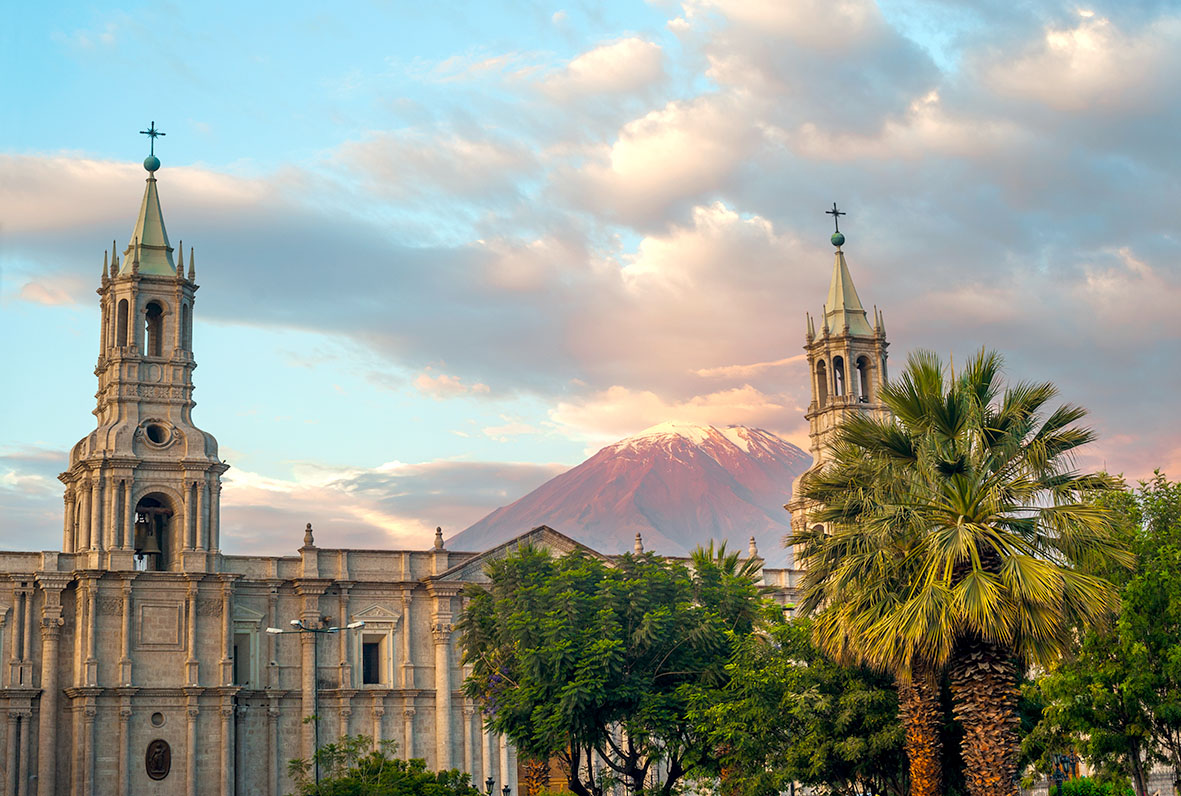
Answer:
xmin=826 ymin=202 xmax=846 ymax=233
xmin=139 ymin=121 xmax=165 ymax=156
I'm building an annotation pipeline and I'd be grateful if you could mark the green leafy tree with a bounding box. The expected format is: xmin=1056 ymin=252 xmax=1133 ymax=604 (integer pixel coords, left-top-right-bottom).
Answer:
xmin=1029 ymin=473 xmax=1181 ymax=796
xmin=287 ymin=735 xmax=482 ymax=796
xmin=690 ymin=610 xmax=908 ymax=796
xmin=457 ymin=543 xmax=764 ymax=796
xmin=795 ymin=350 xmax=1130 ymax=796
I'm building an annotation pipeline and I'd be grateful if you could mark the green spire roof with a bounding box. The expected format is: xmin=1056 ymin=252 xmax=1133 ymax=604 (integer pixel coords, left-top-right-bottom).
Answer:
xmin=823 ymin=247 xmax=874 ymax=337
xmin=119 ymin=172 xmax=175 ymax=276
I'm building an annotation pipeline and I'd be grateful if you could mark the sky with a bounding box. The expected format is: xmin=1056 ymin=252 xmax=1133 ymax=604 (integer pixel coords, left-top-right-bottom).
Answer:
xmin=2 ymin=0 xmax=1179 ymax=556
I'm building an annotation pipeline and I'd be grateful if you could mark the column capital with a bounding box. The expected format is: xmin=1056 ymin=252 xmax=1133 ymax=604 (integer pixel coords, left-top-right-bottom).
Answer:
xmin=431 ymin=624 xmax=452 ymax=644
xmin=403 ymin=707 xmax=416 ymax=718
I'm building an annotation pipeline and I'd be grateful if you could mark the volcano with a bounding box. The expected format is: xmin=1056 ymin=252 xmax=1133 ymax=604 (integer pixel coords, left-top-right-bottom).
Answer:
xmin=448 ymin=422 xmax=811 ymax=566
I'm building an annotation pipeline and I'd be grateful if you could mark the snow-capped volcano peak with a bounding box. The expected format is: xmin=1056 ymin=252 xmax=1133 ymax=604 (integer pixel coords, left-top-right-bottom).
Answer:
xmin=450 ymin=423 xmax=812 ymax=565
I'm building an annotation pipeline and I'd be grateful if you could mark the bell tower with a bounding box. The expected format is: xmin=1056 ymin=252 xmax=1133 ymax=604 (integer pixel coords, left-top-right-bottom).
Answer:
xmin=59 ymin=128 xmax=227 ymax=572
xmin=786 ymin=206 xmax=889 ymax=562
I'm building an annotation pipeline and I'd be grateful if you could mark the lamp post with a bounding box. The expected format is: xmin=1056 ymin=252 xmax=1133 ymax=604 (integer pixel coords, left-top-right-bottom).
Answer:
xmin=485 ymin=776 xmax=495 ymax=796
xmin=267 ymin=618 xmax=365 ymax=784
xmin=1050 ymin=751 xmax=1078 ymax=796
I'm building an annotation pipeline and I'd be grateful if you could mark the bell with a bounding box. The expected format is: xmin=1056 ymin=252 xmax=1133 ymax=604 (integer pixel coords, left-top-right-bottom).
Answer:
xmin=140 ymin=526 xmax=163 ymax=556
xmin=134 ymin=515 xmax=162 ymax=556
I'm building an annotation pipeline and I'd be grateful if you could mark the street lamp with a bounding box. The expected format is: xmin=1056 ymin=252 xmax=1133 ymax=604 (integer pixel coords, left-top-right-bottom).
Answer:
xmin=485 ymin=776 xmax=495 ymax=796
xmin=1050 ymin=751 xmax=1079 ymax=796
xmin=267 ymin=618 xmax=366 ymax=784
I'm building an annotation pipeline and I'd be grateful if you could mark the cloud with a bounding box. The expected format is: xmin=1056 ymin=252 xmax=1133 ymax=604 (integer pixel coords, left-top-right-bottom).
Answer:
xmin=414 ymin=368 xmax=491 ymax=399
xmin=542 ymin=37 xmax=665 ymax=99
xmin=218 ymin=458 xmax=568 ymax=554
xmin=979 ymin=12 xmax=1181 ymax=113
xmin=549 ymin=384 xmax=807 ymax=452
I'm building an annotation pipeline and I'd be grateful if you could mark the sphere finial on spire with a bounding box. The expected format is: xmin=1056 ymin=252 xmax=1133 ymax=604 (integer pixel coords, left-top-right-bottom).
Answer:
xmin=139 ymin=121 xmax=165 ymax=172
xmin=826 ymin=202 xmax=846 ymax=248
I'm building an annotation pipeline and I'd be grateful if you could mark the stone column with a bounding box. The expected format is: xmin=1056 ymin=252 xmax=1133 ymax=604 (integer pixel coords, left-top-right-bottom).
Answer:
xmin=499 ymin=734 xmax=510 ymax=792
xmin=62 ymin=491 xmax=75 ymax=553
xmin=220 ymin=699 xmax=234 ymax=796
xmin=182 ymin=481 xmax=194 ymax=551
xmin=266 ymin=700 xmax=280 ymax=796
xmin=118 ymin=701 xmax=133 ymax=796
xmin=433 ymin=625 xmax=452 ymax=769
xmin=186 ymin=702 xmax=199 ymax=796
xmin=119 ymin=577 xmax=134 ymax=685
xmin=337 ymin=586 xmax=352 ymax=688
xmin=186 ymin=578 xmax=200 ymax=685
xmin=5 ymin=711 xmax=17 ymax=796
xmin=402 ymin=706 xmax=415 ymax=760
xmin=295 ymin=581 xmax=327 ymax=767
xmin=462 ymin=703 xmax=475 ymax=777
xmin=220 ymin=578 xmax=234 ymax=685
xmin=16 ymin=710 xmax=31 ymax=796
xmin=83 ymin=699 xmax=98 ymax=796
xmin=196 ymin=479 xmax=208 ymax=551
xmin=89 ymin=478 xmax=103 ymax=552
xmin=338 ymin=697 xmax=352 ymax=743
xmin=266 ymin=584 xmax=279 ymax=689
xmin=400 ymin=591 xmax=413 ymax=688
xmin=79 ymin=482 xmax=91 ymax=552
xmin=104 ymin=477 xmax=118 ymax=551
xmin=122 ymin=480 xmax=134 ymax=551
xmin=20 ymin=587 xmax=33 ymax=685
xmin=371 ymin=695 xmax=385 ymax=750
xmin=482 ymin=724 xmax=496 ymax=790
xmin=84 ymin=578 xmax=98 ymax=685
xmin=34 ymin=574 xmax=69 ymax=796
xmin=211 ymin=484 xmax=221 ymax=552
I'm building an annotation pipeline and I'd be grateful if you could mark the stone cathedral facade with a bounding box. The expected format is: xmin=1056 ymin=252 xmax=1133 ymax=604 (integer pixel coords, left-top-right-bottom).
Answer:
xmin=0 ymin=154 xmax=802 ymax=796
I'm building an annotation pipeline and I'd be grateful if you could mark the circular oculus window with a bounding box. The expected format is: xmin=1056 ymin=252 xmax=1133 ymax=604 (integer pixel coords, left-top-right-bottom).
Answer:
xmin=143 ymin=423 xmax=170 ymax=445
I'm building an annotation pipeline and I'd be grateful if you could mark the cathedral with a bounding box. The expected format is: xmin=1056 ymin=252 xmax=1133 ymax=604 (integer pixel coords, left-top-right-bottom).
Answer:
xmin=0 ymin=151 xmax=883 ymax=795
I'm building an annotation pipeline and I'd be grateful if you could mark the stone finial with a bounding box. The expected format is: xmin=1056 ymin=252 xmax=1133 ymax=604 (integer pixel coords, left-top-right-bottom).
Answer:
xmin=749 ymin=536 xmax=758 ymax=558
xmin=102 ymin=251 xmax=109 ymax=284
xmin=176 ymin=240 xmax=184 ymax=277
xmin=111 ymin=240 xmax=119 ymax=277
xmin=434 ymin=527 xmax=445 ymax=549
xmin=131 ymin=237 xmax=140 ymax=273
xmin=634 ymin=532 xmax=644 ymax=554
xmin=188 ymin=247 xmax=195 ymax=281
xmin=303 ymin=522 xmax=315 ymax=548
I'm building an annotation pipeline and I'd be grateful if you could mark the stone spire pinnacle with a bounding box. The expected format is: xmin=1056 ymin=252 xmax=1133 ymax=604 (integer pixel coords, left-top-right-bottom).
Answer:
xmin=634 ymin=532 xmax=644 ymax=554
xmin=119 ymin=156 xmax=175 ymax=276
xmin=824 ymin=245 xmax=874 ymax=337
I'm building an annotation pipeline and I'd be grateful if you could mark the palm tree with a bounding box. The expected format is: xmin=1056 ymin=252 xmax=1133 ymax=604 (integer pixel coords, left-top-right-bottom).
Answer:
xmin=796 ymin=445 xmax=945 ymax=796
xmin=794 ymin=349 xmax=1131 ymax=796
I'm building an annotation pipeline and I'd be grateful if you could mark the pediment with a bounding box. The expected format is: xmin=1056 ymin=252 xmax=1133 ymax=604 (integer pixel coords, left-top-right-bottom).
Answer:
xmin=233 ymin=604 xmax=265 ymax=624
xmin=353 ymin=604 xmax=402 ymax=623
xmin=435 ymin=525 xmax=609 ymax=584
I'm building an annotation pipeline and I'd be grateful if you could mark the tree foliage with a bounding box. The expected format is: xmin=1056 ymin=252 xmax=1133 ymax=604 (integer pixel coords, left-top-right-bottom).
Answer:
xmin=1028 ymin=472 xmax=1181 ymax=796
xmin=690 ymin=610 xmax=908 ymax=796
xmin=458 ymin=543 xmax=764 ymax=796
xmin=287 ymin=735 xmax=482 ymax=796
xmin=795 ymin=349 xmax=1130 ymax=796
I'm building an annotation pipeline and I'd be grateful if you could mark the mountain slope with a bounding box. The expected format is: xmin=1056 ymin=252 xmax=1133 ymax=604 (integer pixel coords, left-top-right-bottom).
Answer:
xmin=448 ymin=423 xmax=811 ymax=565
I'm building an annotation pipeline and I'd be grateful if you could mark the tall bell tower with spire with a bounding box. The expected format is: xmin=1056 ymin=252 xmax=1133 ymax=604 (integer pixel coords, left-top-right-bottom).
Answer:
xmin=59 ymin=125 xmax=227 ymax=572
xmin=786 ymin=205 xmax=890 ymax=560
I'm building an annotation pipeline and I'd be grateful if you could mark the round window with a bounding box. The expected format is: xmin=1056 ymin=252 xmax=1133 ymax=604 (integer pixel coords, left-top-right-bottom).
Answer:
xmin=145 ymin=423 xmax=168 ymax=444
xmin=150 ymin=712 xmax=165 ymax=727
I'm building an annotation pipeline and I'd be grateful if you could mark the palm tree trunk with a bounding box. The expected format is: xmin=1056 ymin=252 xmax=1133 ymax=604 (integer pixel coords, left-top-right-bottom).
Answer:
xmin=897 ymin=664 xmax=943 ymax=796
xmin=948 ymin=637 xmax=1020 ymax=796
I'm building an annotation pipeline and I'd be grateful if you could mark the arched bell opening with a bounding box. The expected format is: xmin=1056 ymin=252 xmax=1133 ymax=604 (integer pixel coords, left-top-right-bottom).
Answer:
xmin=815 ymin=360 xmax=829 ymax=408
xmin=856 ymin=355 xmax=872 ymax=403
xmin=133 ymin=494 xmax=175 ymax=571
xmin=832 ymin=355 xmax=846 ymax=397
xmin=144 ymin=301 xmax=165 ymax=357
